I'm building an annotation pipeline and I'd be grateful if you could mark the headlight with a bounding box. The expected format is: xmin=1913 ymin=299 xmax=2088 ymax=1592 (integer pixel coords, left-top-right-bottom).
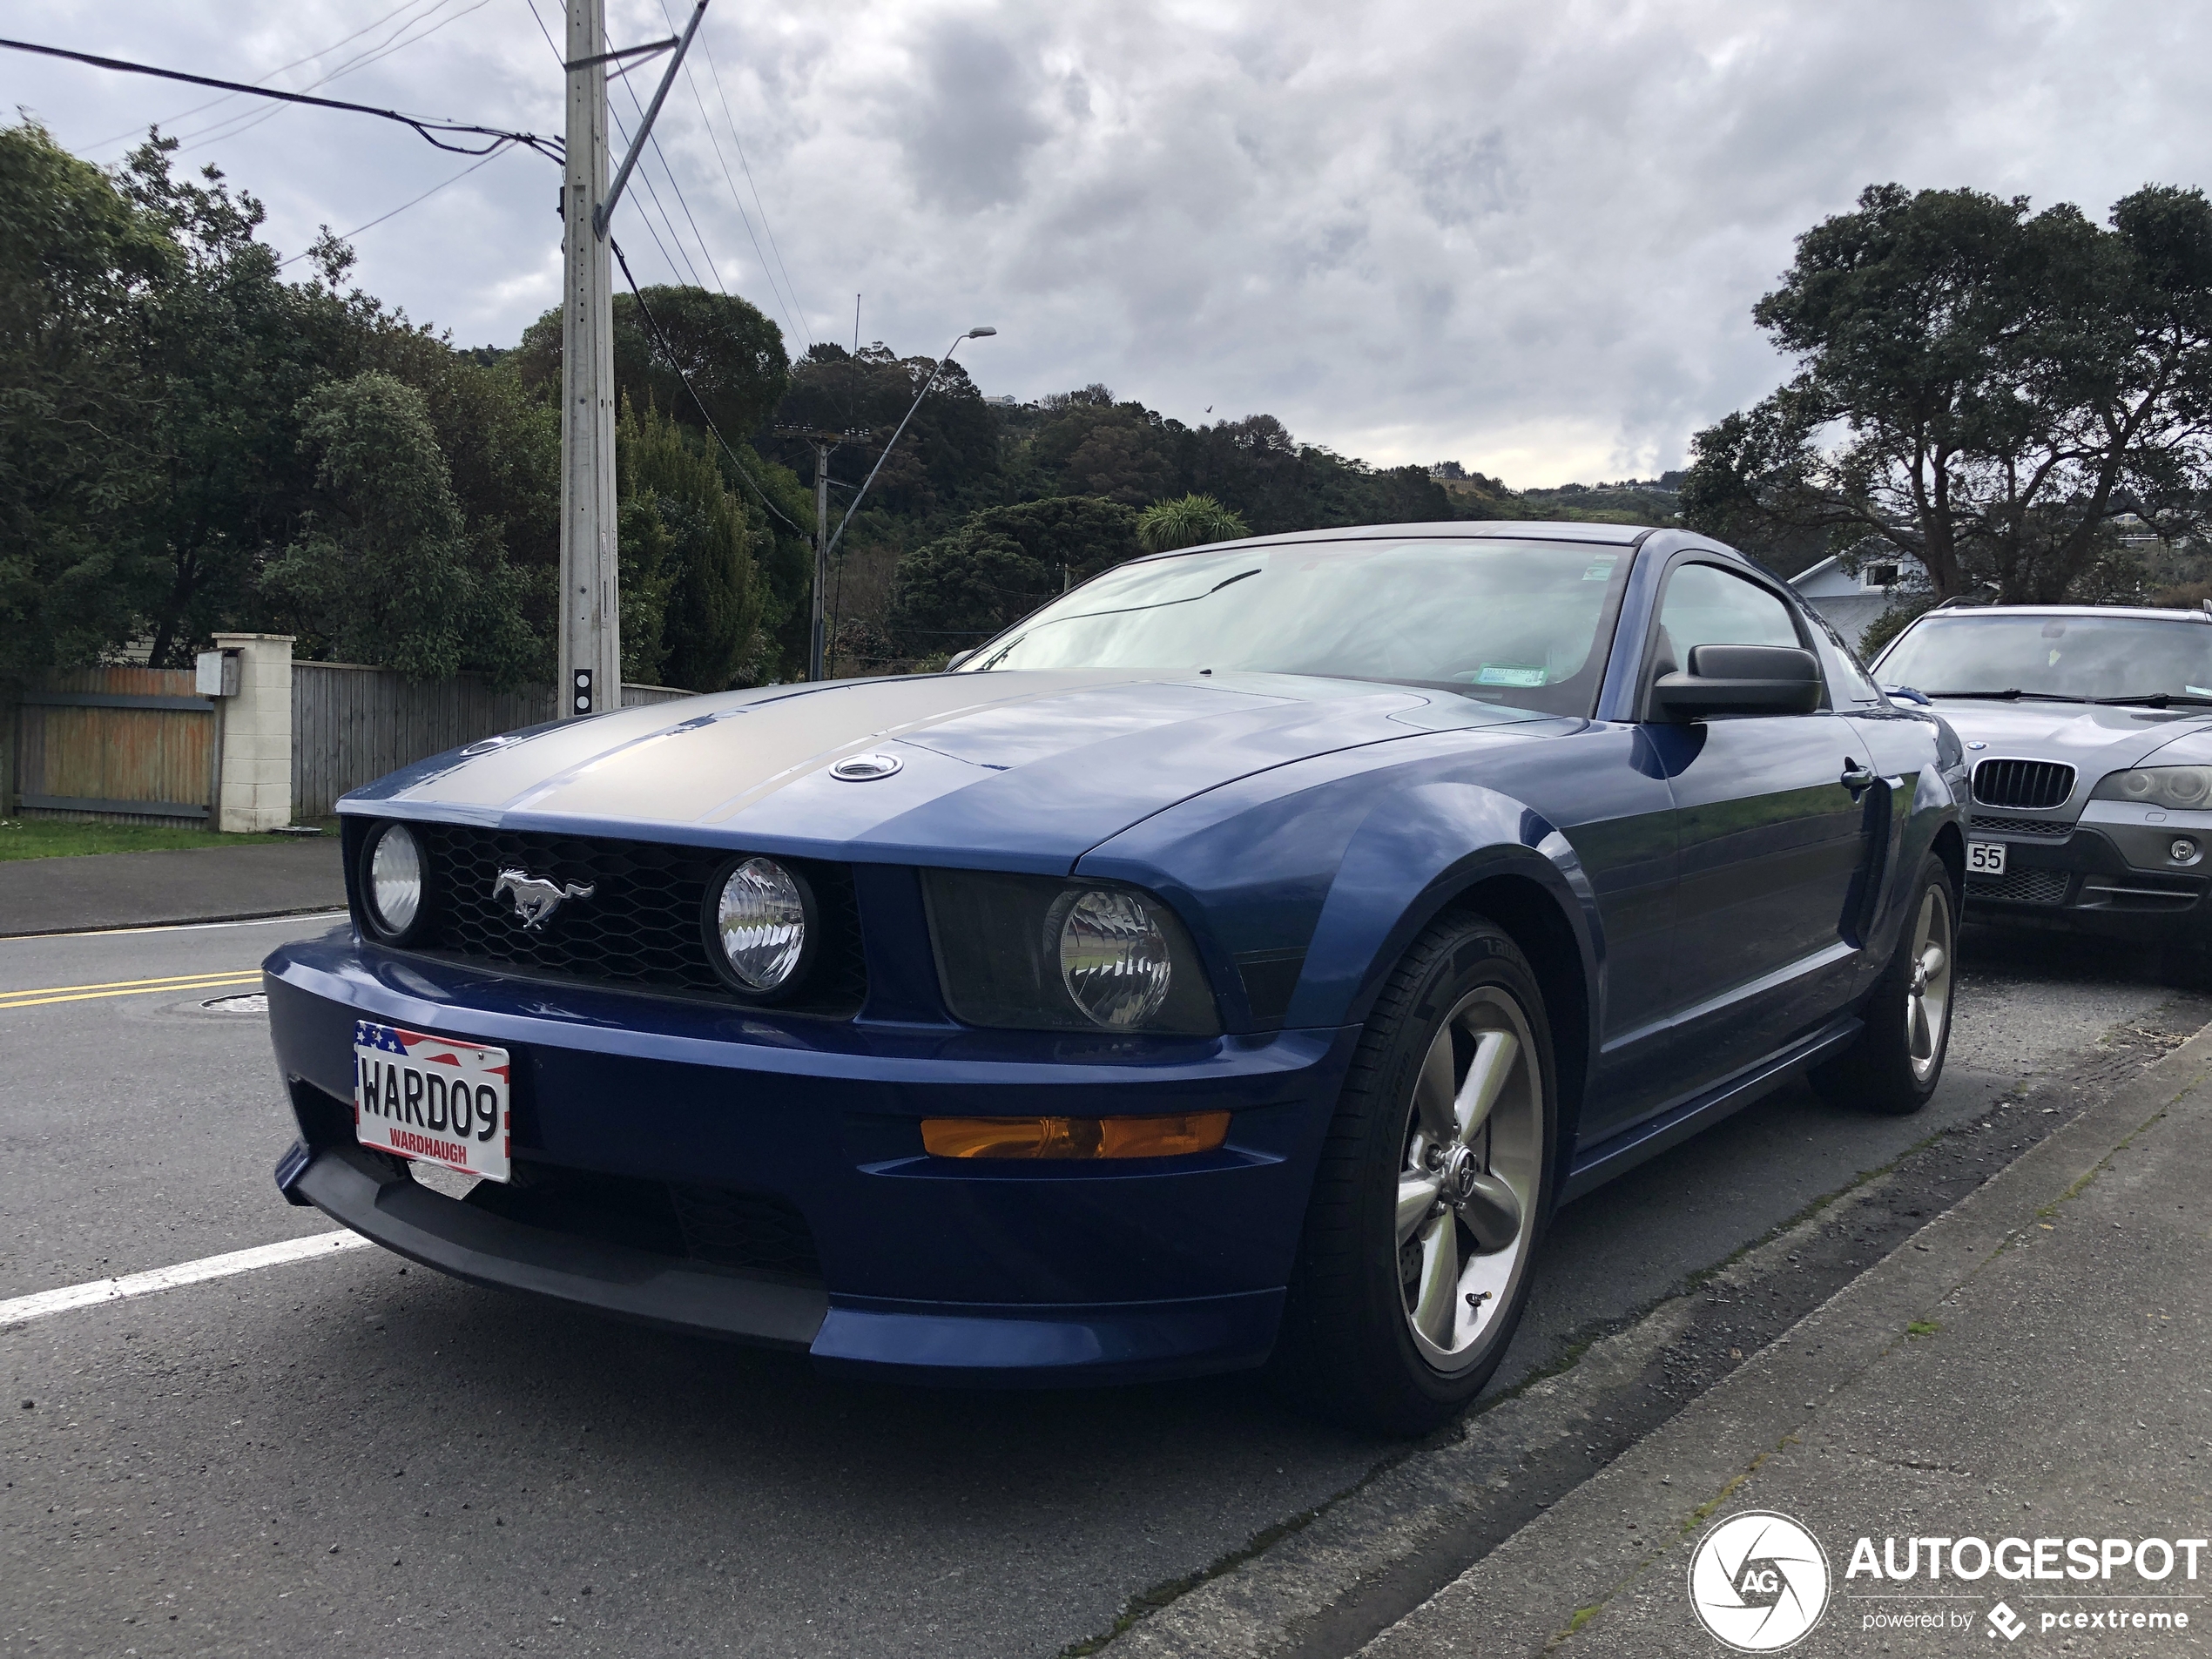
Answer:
xmin=2092 ymin=765 xmax=2212 ymax=811
xmin=707 ymin=856 xmax=813 ymax=994
xmin=922 ymin=870 xmax=1219 ymax=1035
xmin=1051 ymin=888 xmax=1174 ymax=1028
xmin=361 ymin=822 xmax=423 ymax=939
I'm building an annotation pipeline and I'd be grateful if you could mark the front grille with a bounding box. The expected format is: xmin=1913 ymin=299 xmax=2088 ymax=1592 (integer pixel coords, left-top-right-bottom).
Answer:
xmin=1973 ymin=759 xmax=2075 ymax=810
xmin=1969 ymin=813 xmax=2074 ymax=839
xmin=1966 ymin=867 xmax=2071 ymax=905
xmin=399 ymin=824 xmax=867 ymax=1016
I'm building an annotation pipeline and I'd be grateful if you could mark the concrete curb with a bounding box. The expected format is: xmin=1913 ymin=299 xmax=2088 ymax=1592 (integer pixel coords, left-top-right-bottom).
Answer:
xmin=1353 ymin=1022 xmax=2212 ymax=1656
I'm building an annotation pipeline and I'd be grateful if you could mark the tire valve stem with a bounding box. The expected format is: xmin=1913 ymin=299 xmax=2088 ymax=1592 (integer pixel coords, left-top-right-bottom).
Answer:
xmin=1466 ymin=1291 xmax=1492 ymax=1308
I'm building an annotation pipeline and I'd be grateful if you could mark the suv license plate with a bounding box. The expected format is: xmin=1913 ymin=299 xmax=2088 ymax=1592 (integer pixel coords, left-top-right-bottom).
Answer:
xmin=1966 ymin=840 xmax=2007 ymax=877
xmin=353 ymin=1020 xmax=511 ymax=1184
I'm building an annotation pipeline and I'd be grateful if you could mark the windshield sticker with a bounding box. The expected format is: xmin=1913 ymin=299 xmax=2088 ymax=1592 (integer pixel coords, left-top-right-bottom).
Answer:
xmin=1582 ymin=558 xmax=1617 ymax=581
xmin=1473 ymin=664 xmax=1549 ymax=688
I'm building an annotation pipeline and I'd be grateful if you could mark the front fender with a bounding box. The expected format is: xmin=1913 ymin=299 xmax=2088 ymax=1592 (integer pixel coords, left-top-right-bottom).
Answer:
xmin=1285 ymin=783 xmax=1594 ymax=1029
xmin=1077 ymin=737 xmax=1598 ymax=1038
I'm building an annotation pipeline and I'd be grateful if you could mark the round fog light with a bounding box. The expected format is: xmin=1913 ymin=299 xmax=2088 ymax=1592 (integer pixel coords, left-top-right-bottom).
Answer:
xmin=711 ymin=857 xmax=810 ymax=992
xmin=2173 ymin=838 xmax=2199 ymax=863
xmin=364 ymin=822 xmax=422 ymax=938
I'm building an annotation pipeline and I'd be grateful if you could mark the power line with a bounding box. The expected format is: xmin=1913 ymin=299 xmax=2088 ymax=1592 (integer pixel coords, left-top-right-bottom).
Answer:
xmin=613 ymin=238 xmax=807 ymax=540
xmin=179 ymin=0 xmax=493 ymax=153
xmin=612 ymin=71 xmax=718 ymax=292
xmin=0 ymin=37 xmax=562 ymax=160
xmin=81 ymin=0 xmax=444 ymax=150
xmin=275 ymin=140 xmax=520 ymax=269
xmin=658 ymin=0 xmax=809 ymax=347
xmin=612 ymin=105 xmax=708 ymax=287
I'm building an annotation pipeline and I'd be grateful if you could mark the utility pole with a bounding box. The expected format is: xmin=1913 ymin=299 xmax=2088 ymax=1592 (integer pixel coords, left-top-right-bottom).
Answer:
xmin=557 ymin=0 xmax=707 ymax=718
xmin=558 ymin=0 xmax=617 ymax=719
xmin=776 ymin=426 xmax=863 ymax=681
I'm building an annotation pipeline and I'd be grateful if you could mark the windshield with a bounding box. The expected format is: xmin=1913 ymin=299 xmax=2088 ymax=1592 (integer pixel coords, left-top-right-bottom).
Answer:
xmin=1878 ymin=613 xmax=2212 ymax=702
xmin=960 ymin=538 xmax=1633 ymax=715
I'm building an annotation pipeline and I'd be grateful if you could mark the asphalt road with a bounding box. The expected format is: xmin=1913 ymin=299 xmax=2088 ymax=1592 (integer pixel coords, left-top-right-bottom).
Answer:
xmin=0 ymin=914 xmax=2195 ymax=1658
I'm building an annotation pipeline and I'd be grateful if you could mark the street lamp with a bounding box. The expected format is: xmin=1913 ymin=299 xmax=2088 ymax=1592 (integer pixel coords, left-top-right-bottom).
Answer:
xmin=811 ymin=326 xmax=997 ymax=681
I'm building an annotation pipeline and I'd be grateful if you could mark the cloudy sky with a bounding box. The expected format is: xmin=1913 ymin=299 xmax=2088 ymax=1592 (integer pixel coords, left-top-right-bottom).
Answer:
xmin=7 ymin=0 xmax=2208 ymax=484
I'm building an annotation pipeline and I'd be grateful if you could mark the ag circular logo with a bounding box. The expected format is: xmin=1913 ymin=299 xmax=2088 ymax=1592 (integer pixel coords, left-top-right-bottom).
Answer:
xmin=1688 ymin=1510 xmax=1831 ymax=1651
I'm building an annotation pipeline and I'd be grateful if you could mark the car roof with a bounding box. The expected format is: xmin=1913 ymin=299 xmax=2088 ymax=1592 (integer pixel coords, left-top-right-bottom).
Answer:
xmin=1123 ymin=519 xmax=1662 ymax=566
xmin=1909 ymin=604 xmax=2212 ymax=624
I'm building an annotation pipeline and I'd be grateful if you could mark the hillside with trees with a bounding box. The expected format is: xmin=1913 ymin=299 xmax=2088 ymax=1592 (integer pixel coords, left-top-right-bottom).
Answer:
xmin=0 ymin=118 xmax=1720 ymax=694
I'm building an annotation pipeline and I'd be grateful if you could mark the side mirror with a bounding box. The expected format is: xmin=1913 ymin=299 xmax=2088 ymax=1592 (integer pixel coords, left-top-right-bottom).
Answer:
xmin=1650 ymin=644 xmax=1823 ymax=720
xmin=945 ymin=650 xmax=976 ymax=670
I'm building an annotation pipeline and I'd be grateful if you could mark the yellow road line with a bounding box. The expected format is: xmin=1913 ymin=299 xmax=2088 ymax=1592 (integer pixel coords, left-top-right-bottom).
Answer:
xmin=0 ymin=968 xmax=270 ymax=998
xmin=0 ymin=973 xmax=262 ymax=1010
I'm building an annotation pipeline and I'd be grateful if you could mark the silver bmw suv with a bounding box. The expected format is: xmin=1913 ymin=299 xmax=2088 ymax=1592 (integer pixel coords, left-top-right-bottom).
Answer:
xmin=1873 ymin=603 xmax=2212 ymax=941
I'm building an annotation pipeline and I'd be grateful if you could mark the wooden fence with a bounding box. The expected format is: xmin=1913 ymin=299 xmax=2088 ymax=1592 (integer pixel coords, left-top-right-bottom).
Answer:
xmin=290 ymin=663 xmax=695 ymax=819
xmin=11 ymin=666 xmax=216 ymax=824
xmin=8 ymin=664 xmax=699 ymax=825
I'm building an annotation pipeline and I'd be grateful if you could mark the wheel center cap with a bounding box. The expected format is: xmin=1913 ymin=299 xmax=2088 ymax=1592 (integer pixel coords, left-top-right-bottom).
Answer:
xmin=1440 ymin=1143 xmax=1481 ymax=1208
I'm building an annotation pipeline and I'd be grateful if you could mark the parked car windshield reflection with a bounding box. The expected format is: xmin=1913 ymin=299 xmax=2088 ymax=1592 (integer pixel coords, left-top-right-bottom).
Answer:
xmin=1879 ymin=613 xmax=2212 ymax=702
xmin=961 ymin=538 xmax=1632 ymax=716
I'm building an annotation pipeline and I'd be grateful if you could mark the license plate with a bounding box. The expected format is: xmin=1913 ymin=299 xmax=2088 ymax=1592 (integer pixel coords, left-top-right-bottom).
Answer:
xmin=1966 ymin=840 xmax=2007 ymax=876
xmin=352 ymin=1021 xmax=511 ymax=1184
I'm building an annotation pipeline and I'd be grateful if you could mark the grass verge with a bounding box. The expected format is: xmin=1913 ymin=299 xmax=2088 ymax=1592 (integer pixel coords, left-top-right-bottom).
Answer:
xmin=0 ymin=818 xmax=299 ymax=860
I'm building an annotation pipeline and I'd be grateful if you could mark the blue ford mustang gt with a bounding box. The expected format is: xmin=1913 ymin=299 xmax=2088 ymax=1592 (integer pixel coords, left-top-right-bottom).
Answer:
xmin=264 ymin=523 xmax=1967 ymax=1433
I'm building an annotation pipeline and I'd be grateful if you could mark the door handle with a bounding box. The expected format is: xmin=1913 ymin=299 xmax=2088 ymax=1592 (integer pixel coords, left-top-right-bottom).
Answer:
xmin=1841 ymin=759 xmax=1877 ymax=798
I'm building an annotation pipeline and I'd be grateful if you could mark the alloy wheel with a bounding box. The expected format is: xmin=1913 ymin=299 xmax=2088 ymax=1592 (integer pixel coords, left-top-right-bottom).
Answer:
xmin=1394 ymin=985 xmax=1543 ymax=1372
xmin=1905 ymin=882 xmax=1953 ymax=1084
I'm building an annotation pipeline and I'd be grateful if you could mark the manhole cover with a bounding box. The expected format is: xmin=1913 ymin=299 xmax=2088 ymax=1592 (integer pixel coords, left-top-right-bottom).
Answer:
xmin=200 ymin=994 xmax=268 ymax=1014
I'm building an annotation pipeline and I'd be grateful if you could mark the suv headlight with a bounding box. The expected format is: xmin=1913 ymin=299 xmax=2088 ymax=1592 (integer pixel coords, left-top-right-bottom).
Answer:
xmin=2092 ymin=765 xmax=2212 ymax=811
xmin=922 ymin=871 xmax=1220 ymax=1035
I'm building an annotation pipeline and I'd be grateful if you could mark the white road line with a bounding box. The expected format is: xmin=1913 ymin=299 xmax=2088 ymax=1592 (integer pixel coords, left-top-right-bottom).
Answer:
xmin=0 ymin=1231 xmax=374 ymax=1327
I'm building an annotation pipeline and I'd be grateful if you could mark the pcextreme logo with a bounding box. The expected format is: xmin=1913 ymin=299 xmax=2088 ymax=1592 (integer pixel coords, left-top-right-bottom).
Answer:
xmin=1689 ymin=1511 xmax=1831 ymax=1651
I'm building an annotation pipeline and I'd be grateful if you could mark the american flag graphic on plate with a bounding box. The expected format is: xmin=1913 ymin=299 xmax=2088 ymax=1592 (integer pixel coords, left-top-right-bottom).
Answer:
xmin=352 ymin=1020 xmax=512 ymax=1184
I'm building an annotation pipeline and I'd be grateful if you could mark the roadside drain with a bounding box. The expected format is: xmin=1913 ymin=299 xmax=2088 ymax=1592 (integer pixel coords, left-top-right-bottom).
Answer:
xmin=200 ymin=994 xmax=268 ymax=1014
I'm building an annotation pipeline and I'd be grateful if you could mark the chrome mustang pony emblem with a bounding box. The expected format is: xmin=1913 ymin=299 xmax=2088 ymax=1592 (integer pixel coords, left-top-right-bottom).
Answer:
xmin=493 ymin=869 xmax=596 ymax=932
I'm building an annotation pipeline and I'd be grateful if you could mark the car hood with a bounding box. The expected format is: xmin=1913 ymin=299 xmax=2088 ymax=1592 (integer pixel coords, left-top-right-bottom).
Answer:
xmin=346 ymin=670 xmax=1567 ymax=873
xmin=1927 ymin=698 xmax=2212 ymax=792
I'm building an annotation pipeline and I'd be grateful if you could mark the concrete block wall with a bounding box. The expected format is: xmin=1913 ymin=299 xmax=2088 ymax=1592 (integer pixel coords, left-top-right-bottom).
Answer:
xmin=213 ymin=633 xmax=293 ymax=832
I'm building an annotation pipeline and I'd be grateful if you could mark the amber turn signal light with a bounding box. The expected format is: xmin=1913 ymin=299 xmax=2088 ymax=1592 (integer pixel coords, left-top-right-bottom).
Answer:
xmin=921 ymin=1111 xmax=1231 ymax=1160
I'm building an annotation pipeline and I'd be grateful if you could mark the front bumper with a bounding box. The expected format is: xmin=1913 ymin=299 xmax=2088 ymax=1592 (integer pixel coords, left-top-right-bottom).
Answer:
xmin=1963 ymin=801 xmax=2212 ymax=941
xmin=264 ymin=929 xmax=1356 ymax=1386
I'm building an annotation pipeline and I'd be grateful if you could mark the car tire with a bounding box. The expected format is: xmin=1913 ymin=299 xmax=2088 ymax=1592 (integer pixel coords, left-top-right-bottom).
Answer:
xmin=1273 ymin=913 xmax=1558 ymax=1437
xmin=1811 ymin=853 xmax=1958 ymax=1116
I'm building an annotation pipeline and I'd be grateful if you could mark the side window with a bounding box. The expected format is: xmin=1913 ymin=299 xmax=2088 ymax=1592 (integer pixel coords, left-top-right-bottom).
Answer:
xmin=1656 ymin=563 xmax=1802 ymax=667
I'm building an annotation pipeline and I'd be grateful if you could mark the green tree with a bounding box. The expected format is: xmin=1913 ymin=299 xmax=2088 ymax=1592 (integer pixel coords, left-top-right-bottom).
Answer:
xmin=617 ymin=399 xmax=759 ymax=691
xmin=1136 ymin=493 xmax=1249 ymax=551
xmin=0 ymin=121 xmax=173 ymax=685
xmin=517 ymin=286 xmax=789 ymax=447
xmin=1681 ymin=183 xmax=2212 ymax=603
xmin=260 ymin=372 xmax=533 ymax=680
xmin=890 ymin=496 xmax=1141 ymax=655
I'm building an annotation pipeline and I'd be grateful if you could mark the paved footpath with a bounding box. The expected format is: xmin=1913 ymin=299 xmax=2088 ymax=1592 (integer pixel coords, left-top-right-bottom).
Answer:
xmin=1359 ymin=1022 xmax=2212 ymax=1656
xmin=0 ymin=838 xmax=344 ymax=936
